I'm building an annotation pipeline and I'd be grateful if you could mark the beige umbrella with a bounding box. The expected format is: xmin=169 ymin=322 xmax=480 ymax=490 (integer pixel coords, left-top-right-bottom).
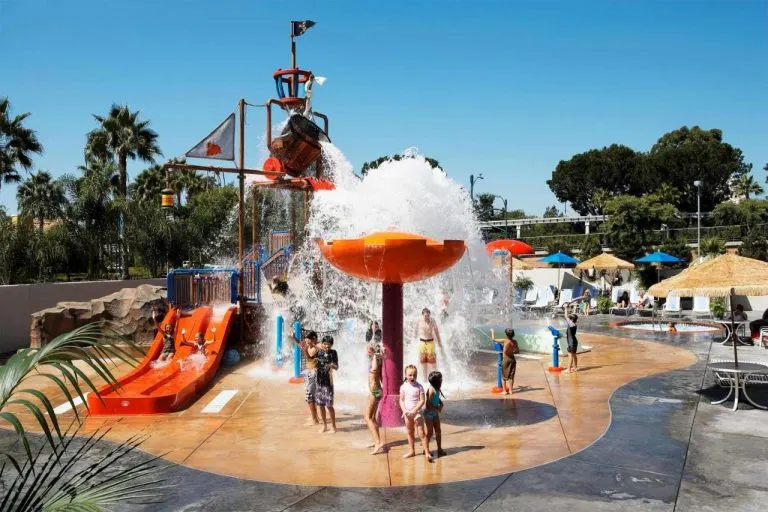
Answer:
xmin=575 ymin=252 xmax=635 ymax=271
xmin=510 ymin=257 xmax=533 ymax=271
xmin=648 ymin=253 xmax=768 ymax=366
xmin=576 ymin=252 xmax=635 ymax=292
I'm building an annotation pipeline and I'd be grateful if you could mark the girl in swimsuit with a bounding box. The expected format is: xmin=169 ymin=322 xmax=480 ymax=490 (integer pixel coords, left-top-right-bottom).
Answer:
xmin=424 ymin=371 xmax=447 ymax=458
xmin=178 ymin=329 xmax=216 ymax=371
xmin=399 ymin=365 xmax=431 ymax=461
xmin=151 ymin=308 xmax=176 ymax=368
xmin=365 ymin=343 xmax=384 ymax=455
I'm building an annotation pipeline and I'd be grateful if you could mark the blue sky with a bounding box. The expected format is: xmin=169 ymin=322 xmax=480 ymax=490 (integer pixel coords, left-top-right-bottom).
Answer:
xmin=1 ymin=0 xmax=766 ymax=215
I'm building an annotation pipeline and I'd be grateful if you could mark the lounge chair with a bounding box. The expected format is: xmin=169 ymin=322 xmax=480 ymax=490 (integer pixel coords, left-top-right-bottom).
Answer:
xmin=529 ymin=287 xmax=555 ymax=315
xmin=610 ymin=287 xmax=635 ymax=316
xmin=663 ymin=295 xmax=682 ymax=318
xmin=692 ymin=296 xmax=711 ymax=319
xmin=553 ymin=289 xmax=574 ymax=316
xmin=523 ymin=288 xmax=538 ymax=311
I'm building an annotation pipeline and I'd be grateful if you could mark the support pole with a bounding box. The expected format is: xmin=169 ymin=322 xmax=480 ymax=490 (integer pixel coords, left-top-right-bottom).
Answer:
xmin=251 ymin=185 xmax=259 ymax=255
xmin=289 ymin=320 xmax=304 ymax=383
xmin=238 ymin=99 xmax=246 ymax=345
xmin=275 ymin=314 xmax=284 ymax=366
xmin=380 ymin=283 xmax=404 ymax=427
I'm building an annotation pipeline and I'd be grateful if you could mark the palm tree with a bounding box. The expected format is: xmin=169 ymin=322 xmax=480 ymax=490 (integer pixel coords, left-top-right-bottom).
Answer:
xmin=130 ymin=164 xmax=166 ymax=204
xmin=16 ymin=170 xmax=66 ymax=232
xmin=86 ymin=105 xmax=162 ymax=198
xmin=0 ymin=323 xmax=166 ymax=510
xmin=732 ymin=174 xmax=764 ymax=200
xmin=86 ymin=105 xmax=162 ymax=279
xmin=0 ymin=97 xmax=43 ymax=191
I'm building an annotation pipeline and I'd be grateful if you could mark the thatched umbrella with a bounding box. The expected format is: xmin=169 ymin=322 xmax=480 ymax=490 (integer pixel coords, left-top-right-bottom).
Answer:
xmin=576 ymin=252 xmax=635 ymax=271
xmin=576 ymin=252 xmax=635 ymax=293
xmin=648 ymin=253 xmax=768 ymax=367
xmin=510 ymin=257 xmax=533 ymax=271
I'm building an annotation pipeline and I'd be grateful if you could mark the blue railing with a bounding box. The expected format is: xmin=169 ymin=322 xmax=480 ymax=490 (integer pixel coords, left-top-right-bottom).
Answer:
xmin=167 ymin=268 xmax=238 ymax=307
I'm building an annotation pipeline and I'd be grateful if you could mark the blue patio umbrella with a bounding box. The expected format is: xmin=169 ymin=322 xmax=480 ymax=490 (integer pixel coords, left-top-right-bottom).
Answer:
xmin=539 ymin=252 xmax=579 ymax=291
xmin=635 ymin=251 xmax=684 ymax=265
xmin=635 ymin=251 xmax=684 ymax=282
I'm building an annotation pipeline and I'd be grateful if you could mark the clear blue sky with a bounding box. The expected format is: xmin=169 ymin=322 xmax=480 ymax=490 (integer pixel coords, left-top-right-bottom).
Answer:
xmin=2 ymin=0 xmax=766 ymax=215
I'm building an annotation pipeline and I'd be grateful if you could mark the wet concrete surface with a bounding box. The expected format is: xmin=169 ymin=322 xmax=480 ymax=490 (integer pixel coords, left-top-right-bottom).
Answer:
xmin=3 ymin=317 xmax=768 ymax=511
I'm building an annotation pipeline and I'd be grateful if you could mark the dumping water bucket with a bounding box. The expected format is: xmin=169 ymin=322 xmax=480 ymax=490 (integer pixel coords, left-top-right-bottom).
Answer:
xmin=269 ymin=114 xmax=330 ymax=177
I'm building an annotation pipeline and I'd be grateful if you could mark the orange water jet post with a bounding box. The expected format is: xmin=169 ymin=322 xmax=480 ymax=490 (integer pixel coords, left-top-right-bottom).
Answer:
xmin=318 ymin=231 xmax=466 ymax=427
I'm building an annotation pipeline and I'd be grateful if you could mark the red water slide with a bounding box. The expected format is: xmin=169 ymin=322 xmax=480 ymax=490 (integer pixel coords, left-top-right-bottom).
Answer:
xmin=87 ymin=305 xmax=237 ymax=415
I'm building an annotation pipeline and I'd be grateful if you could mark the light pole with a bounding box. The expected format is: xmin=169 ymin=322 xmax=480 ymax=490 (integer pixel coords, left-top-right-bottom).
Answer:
xmin=694 ymin=180 xmax=702 ymax=257
xmin=492 ymin=194 xmax=509 ymax=238
xmin=469 ymin=173 xmax=483 ymax=201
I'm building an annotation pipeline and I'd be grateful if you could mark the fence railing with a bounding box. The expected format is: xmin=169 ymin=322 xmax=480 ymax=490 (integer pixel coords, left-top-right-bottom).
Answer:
xmin=167 ymin=269 xmax=238 ymax=307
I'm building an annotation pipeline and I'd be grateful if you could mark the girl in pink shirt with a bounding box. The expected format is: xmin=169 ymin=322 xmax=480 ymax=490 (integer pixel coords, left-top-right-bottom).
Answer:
xmin=399 ymin=365 xmax=431 ymax=461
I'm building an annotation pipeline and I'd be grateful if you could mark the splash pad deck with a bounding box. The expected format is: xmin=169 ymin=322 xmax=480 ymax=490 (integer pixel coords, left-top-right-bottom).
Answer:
xmin=5 ymin=333 xmax=695 ymax=487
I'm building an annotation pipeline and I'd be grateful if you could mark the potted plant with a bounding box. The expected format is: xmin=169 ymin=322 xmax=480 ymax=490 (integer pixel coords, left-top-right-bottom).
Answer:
xmin=710 ymin=297 xmax=726 ymax=319
xmin=597 ymin=296 xmax=613 ymax=314
xmin=513 ymin=276 xmax=534 ymax=292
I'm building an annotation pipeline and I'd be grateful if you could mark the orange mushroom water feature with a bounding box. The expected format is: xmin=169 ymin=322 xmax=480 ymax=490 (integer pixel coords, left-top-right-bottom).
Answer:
xmin=318 ymin=231 xmax=466 ymax=426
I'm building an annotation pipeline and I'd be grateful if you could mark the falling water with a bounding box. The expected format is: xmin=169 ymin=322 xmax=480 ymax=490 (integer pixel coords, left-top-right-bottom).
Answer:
xmin=282 ymin=144 xmax=511 ymax=397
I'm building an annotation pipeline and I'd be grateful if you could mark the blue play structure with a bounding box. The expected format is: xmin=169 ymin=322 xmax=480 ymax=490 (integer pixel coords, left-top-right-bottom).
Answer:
xmin=547 ymin=325 xmax=564 ymax=372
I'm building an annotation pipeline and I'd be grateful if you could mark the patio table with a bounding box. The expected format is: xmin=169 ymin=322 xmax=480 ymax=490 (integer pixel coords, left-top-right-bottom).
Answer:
xmin=715 ymin=320 xmax=750 ymax=346
xmin=708 ymin=361 xmax=768 ymax=411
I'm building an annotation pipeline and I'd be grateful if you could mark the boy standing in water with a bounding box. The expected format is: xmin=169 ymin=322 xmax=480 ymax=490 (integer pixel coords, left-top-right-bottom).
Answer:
xmin=315 ymin=335 xmax=339 ymax=433
xmin=293 ymin=330 xmax=320 ymax=425
xmin=566 ymin=314 xmax=579 ymax=373
xmin=414 ymin=308 xmax=442 ymax=380
xmin=502 ymin=328 xmax=519 ymax=394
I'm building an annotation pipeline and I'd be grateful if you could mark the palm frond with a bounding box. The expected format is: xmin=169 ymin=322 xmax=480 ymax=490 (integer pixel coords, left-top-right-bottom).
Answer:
xmin=0 ymin=322 xmax=143 ymax=468
xmin=0 ymin=427 xmax=169 ymax=512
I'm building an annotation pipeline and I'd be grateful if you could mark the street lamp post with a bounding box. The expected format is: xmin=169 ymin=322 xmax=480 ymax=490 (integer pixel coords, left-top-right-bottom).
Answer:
xmin=694 ymin=180 xmax=702 ymax=257
xmin=491 ymin=194 xmax=509 ymax=238
xmin=469 ymin=173 xmax=483 ymax=201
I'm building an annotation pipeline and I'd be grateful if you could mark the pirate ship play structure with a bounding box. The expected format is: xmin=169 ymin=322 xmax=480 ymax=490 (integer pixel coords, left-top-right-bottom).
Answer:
xmin=89 ymin=20 xmax=334 ymax=415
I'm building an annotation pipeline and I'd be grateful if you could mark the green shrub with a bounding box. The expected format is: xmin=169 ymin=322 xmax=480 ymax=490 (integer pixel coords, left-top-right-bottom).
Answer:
xmin=710 ymin=297 xmax=726 ymax=319
xmin=597 ymin=296 xmax=613 ymax=314
xmin=513 ymin=276 xmax=534 ymax=291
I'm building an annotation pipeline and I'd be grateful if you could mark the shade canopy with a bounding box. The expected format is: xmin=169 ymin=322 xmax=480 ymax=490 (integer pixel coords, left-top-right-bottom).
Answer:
xmin=648 ymin=253 xmax=768 ymax=298
xmin=635 ymin=251 xmax=684 ymax=265
xmin=539 ymin=251 xmax=579 ymax=265
xmin=485 ymin=239 xmax=534 ymax=256
xmin=576 ymin=252 xmax=635 ymax=271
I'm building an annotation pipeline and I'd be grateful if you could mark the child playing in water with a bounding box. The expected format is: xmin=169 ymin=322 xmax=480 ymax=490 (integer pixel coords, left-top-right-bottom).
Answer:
xmin=178 ymin=329 xmax=216 ymax=371
xmin=151 ymin=308 xmax=176 ymax=368
xmin=293 ymin=330 xmax=320 ymax=426
xmin=315 ymin=335 xmax=339 ymax=433
xmin=399 ymin=365 xmax=431 ymax=461
xmin=424 ymin=371 xmax=447 ymax=458
xmin=668 ymin=322 xmax=678 ymax=333
xmin=365 ymin=342 xmax=384 ymax=454
xmin=566 ymin=313 xmax=579 ymax=373
xmin=502 ymin=328 xmax=520 ymax=394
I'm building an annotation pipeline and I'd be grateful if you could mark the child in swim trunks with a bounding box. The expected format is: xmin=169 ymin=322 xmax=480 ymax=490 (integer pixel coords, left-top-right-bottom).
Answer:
xmin=315 ymin=335 xmax=339 ymax=433
xmin=365 ymin=342 xmax=384 ymax=454
xmin=502 ymin=328 xmax=520 ymax=394
xmin=399 ymin=365 xmax=431 ymax=461
xmin=567 ymin=313 xmax=579 ymax=373
xmin=424 ymin=370 xmax=447 ymax=458
xmin=293 ymin=330 xmax=320 ymax=426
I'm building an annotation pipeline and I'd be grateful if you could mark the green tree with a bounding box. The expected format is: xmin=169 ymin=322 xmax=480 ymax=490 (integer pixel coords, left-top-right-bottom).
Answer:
xmin=547 ymin=144 xmax=650 ymax=215
xmin=579 ymin=235 xmax=602 ymax=259
xmin=16 ymin=170 xmax=66 ymax=232
xmin=603 ymin=193 xmax=680 ymax=260
xmin=130 ymin=164 xmax=166 ymax=204
xmin=659 ymin=237 xmax=691 ymax=262
xmin=186 ymin=186 xmax=239 ymax=264
xmin=474 ymin=192 xmax=496 ymax=221
xmin=700 ymin=237 xmax=726 ymax=256
xmin=731 ymin=173 xmax=764 ymax=200
xmin=60 ymin=162 xmax=120 ymax=278
xmin=649 ymin=126 xmax=749 ymax=212
xmin=739 ymin=228 xmax=768 ymax=261
xmin=0 ymin=97 xmax=43 ymax=191
xmin=360 ymin=153 xmax=441 ymax=176
xmin=86 ymin=104 xmax=162 ymax=198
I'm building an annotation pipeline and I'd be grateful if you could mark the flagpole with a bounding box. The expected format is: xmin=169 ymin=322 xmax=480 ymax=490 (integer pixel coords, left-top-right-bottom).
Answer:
xmin=290 ymin=21 xmax=297 ymax=96
xmin=238 ymin=98 xmax=246 ymax=345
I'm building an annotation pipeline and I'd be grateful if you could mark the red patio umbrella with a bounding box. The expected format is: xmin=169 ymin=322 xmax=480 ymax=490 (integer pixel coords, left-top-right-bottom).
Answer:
xmin=485 ymin=239 xmax=534 ymax=256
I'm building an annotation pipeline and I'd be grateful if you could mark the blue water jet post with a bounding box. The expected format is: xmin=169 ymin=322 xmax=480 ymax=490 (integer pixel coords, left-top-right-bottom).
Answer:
xmin=547 ymin=325 xmax=565 ymax=373
xmin=289 ymin=320 xmax=304 ymax=383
